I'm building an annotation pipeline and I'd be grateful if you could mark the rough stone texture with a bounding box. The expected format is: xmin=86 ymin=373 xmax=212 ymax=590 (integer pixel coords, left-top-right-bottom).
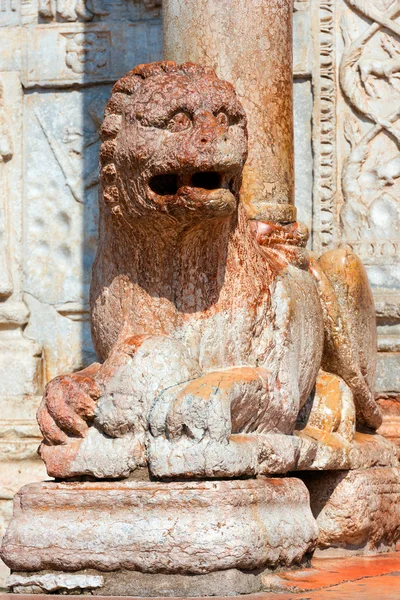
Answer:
xmin=37 ymin=62 xmax=305 ymax=477
xmin=310 ymin=251 xmax=380 ymax=429
xmin=296 ymin=431 xmax=399 ymax=471
xmin=7 ymin=573 xmax=104 ymax=594
xmin=2 ymin=55 xmax=393 ymax=586
xmin=4 ymin=553 xmax=400 ymax=598
xmin=300 ymin=468 xmax=400 ymax=556
xmin=1 ymin=0 xmax=400 ymax=583
xmin=163 ymin=0 xmax=295 ymax=222
xmin=0 ymin=1 xmax=162 ymax=582
xmin=34 ymin=62 xmax=321 ymax=479
xmin=27 ymin=62 xmax=387 ymax=481
xmin=7 ymin=570 xmax=263 ymax=597
xmin=148 ymin=430 xmax=399 ymax=479
xmin=0 ymin=1 xmax=314 ymax=578
xmin=311 ymin=0 xmax=400 ymax=396
xmin=377 ymin=395 xmax=400 ymax=447
xmin=0 ymin=479 xmax=318 ymax=595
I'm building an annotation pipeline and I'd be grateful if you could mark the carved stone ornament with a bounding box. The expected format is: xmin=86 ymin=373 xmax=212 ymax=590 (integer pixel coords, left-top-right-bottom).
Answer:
xmin=1 ymin=62 xmax=399 ymax=595
xmin=312 ymin=0 xmax=400 ymax=323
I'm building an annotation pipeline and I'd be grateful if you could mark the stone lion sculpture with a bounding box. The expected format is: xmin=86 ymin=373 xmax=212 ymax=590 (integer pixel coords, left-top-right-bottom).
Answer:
xmin=37 ymin=62 xmax=383 ymax=479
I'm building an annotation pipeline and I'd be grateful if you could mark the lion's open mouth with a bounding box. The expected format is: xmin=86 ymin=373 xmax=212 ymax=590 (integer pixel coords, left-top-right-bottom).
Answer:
xmin=146 ymin=171 xmax=238 ymax=217
xmin=149 ymin=171 xmax=234 ymax=197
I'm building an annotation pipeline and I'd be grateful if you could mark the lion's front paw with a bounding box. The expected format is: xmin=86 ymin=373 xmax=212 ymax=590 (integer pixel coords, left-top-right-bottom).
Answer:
xmin=37 ymin=372 xmax=101 ymax=445
xmin=150 ymin=375 xmax=232 ymax=443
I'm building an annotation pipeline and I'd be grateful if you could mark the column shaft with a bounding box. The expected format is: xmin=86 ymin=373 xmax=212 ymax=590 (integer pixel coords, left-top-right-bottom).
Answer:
xmin=163 ymin=0 xmax=295 ymax=222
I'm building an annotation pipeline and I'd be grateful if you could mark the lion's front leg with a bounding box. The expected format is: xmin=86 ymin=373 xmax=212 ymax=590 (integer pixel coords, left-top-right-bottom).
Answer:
xmin=37 ymin=363 xmax=102 ymax=446
xmin=39 ymin=335 xmax=201 ymax=478
xmin=149 ymin=367 xmax=271 ymax=443
xmin=37 ymin=335 xmax=155 ymax=447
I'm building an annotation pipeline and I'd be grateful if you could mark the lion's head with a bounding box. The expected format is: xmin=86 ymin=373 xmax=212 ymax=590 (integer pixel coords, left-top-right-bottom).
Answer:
xmin=99 ymin=62 xmax=248 ymax=224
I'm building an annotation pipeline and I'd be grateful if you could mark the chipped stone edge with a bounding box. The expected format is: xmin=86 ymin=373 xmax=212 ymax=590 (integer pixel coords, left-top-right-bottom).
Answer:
xmin=7 ymin=573 xmax=104 ymax=593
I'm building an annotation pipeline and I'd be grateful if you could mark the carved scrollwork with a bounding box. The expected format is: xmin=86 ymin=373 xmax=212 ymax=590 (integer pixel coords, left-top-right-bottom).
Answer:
xmin=312 ymin=0 xmax=337 ymax=250
xmin=340 ymin=0 xmax=400 ymax=244
xmin=63 ymin=31 xmax=109 ymax=74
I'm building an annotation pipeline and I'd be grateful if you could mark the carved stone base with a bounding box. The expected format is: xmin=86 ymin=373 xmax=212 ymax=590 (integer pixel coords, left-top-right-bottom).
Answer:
xmin=7 ymin=569 xmax=263 ymax=597
xmin=300 ymin=467 xmax=400 ymax=556
xmin=1 ymin=478 xmax=318 ymax=596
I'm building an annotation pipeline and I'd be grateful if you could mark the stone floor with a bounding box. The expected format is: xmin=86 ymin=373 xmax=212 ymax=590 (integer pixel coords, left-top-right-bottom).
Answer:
xmin=0 ymin=553 xmax=399 ymax=599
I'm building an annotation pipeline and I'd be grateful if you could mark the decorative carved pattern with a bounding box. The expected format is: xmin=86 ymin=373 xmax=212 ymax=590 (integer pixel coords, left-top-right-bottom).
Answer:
xmin=37 ymin=0 xmax=162 ymax=22
xmin=39 ymin=0 xmax=109 ymax=22
xmin=312 ymin=0 xmax=337 ymax=251
xmin=63 ymin=31 xmax=109 ymax=75
xmin=340 ymin=0 xmax=400 ymax=246
xmin=345 ymin=239 xmax=400 ymax=261
xmin=33 ymin=93 xmax=104 ymax=204
xmin=311 ymin=0 xmax=400 ymax=323
xmin=1 ymin=0 xmax=17 ymax=11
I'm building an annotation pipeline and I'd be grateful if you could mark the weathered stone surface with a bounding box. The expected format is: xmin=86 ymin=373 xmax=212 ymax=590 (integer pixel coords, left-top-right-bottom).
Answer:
xmin=1 ymin=478 xmax=318 ymax=594
xmin=311 ymin=0 xmax=400 ymax=394
xmin=301 ymin=468 xmax=400 ymax=556
xmin=1 ymin=0 xmax=399 ymax=581
xmin=309 ymin=250 xmax=381 ymax=430
xmin=10 ymin=0 xmax=400 ymax=576
xmin=35 ymin=62 xmax=328 ymax=479
xmin=163 ymin=0 xmax=296 ymax=221
xmin=7 ymin=569 xmax=262 ymax=597
xmin=1 ymin=0 xmax=399 ymax=554
xmin=377 ymin=395 xmax=400 ymax=447
xmin=28 ymin=61 xmax=388 ymax=482
xmin=149 ymin=430 xmax=399 ymax=479
xmin=297 ymin=370 xmax=356 ymax=442
xmin=296 ymin=431 xmax=399 ymax=471
xmin=7 ymin=573 xmax=104 ymax=594
xmin=0 ymin=2 xmax=163 ymax=576
xmin=376 ymin=353 xmax=400 ymax=396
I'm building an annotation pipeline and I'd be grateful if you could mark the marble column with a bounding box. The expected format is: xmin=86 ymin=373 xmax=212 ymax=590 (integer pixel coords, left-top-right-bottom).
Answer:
xmin=163 ymin=0 xmax=296 ymax=223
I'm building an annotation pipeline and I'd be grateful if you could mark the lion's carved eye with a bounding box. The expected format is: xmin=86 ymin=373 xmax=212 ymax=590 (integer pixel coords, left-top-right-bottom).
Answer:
xmin=167 ymin=112 xmax=192 ymax=133
xmin=216 ymin=112 xmax=229 ymax=127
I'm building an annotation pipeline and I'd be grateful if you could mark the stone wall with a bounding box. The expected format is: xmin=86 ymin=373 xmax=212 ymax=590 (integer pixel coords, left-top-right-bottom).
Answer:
xmin=0 ymin=0 xmax=399 ymax=584
xmin=310 ymin=0 xmax=400 ymax=396
xmin=0 ymin=0 xmax=162 ymax=584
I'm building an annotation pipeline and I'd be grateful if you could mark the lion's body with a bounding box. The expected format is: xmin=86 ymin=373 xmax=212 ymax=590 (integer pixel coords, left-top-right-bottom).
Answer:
xmin=37 ymin=62 xmax=381 ymax=480
xmin=91 ymin=202 xmax=324 ymax=435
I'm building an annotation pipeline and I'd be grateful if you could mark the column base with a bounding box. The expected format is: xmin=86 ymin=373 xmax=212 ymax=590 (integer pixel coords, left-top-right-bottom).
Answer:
xmin=1 ymin=478 xmax=318 ymax=596
xmin=7 ymin=569 xmax=266 ymax=597
xmin=300 ymin=467 xmax=400 ymax=556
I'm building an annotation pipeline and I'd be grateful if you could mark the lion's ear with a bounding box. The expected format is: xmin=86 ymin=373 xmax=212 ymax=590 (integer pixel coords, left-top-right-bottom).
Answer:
xmin=99 ymin=96 xmax=127 ymax=213
xmin=100 ymin=115 xmax=122 ymax=140
xmin=112 ymin=75 xmax=142 ymax=96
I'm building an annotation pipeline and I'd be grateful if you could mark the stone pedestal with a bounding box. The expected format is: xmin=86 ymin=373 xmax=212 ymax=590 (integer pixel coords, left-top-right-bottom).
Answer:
xmin=1 ymin=478 xmax=318 ymax=596
xmin=300 ymin=467 xmax=400 ymax=557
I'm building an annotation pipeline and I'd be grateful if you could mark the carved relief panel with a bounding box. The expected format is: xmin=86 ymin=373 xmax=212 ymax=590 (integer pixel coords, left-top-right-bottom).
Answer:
xmin=312 ymin=0 xmax=400 ymax=392
xmin=16 ymin=1 xmax=161 ymax=382
xmin=0 ymin=1 xmax=162 ymax=584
